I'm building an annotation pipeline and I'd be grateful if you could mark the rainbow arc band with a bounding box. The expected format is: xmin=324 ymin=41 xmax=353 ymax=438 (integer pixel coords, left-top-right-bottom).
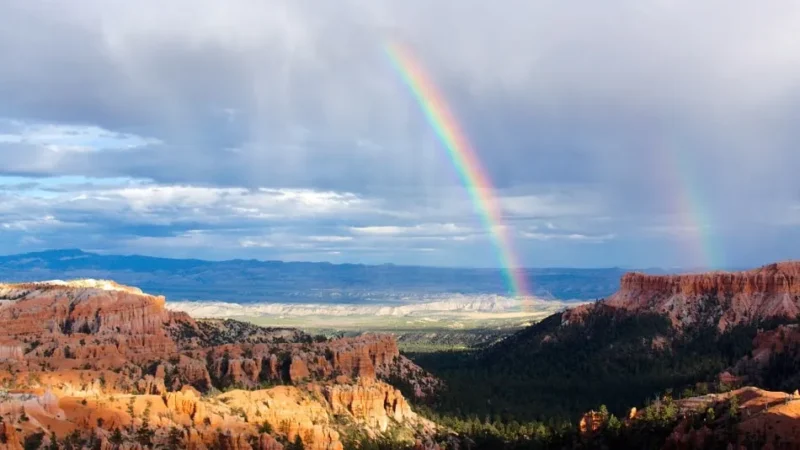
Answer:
xmin=385 ymin=42 xmax=532 ymax=306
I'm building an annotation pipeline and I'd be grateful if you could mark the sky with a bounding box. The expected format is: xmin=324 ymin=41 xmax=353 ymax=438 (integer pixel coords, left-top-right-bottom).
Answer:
xmin=0 ymin=1 xmax=799 ymax=269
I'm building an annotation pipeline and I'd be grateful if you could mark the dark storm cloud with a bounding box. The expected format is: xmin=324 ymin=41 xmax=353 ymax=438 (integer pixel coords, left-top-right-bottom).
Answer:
xmin=0 ymin=0 xmax=799 ymax=267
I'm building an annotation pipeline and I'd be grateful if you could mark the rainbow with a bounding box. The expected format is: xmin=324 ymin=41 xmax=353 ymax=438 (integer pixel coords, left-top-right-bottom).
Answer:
xmin=667 ymin=144 xmax=723 ymax=270
xmin=384 ymin=41 xmax=532 ymax=302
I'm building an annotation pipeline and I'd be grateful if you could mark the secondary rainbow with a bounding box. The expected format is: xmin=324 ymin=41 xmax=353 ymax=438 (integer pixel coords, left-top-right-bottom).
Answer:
xmin=384 ymin=41 xmax=531 ymax=301
xmin=666 ymin=143 xmax=723 ymax=270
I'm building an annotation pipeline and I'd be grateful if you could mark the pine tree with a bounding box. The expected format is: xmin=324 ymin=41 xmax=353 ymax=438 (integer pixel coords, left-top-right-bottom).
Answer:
xmin=110 ymin=428 xmax=124 ymax=449
xmin=729 ymin=395 xmax=740 ymax=418
xmin=288 ymin=435 xmax=305 ymax=450
xmin=258 ymin=421 xmax=274 ymax=434
xmin=127 ymin=397 xmax=136 ymax=432
xmin=167 ymin=427 xmax=183 ymax=450
xmin=48 ymin=432 xmax=59 ymax=450
xmin=606 ymin=415 xmax=622 ymax=435
xmin=137 ymin=404 xmax=155 ymax=448
xmin=598 ymin=404 xmax=609 ymax=421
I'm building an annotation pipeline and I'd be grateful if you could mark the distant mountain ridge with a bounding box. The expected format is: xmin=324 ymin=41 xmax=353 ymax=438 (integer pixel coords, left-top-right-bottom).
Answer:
xmin=0 ymin=249 xmax=630 ymax=303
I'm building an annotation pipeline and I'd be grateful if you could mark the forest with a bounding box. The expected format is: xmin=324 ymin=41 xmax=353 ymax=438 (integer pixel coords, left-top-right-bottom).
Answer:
xmin=400 ymin=306 xmax=796 ymax=448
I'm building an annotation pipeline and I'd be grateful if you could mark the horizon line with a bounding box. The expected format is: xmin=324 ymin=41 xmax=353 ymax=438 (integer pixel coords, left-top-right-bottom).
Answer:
xmin=0 ymin=247 xmax=765 ymax=273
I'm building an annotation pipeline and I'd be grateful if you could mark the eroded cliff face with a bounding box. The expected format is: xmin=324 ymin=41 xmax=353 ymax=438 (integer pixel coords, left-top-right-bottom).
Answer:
xmin=563 ymin=262 xmax=800 ymax=331
xmin=0 ymin=280 xmax=438 ymax=449
xmin=0 ymin=280 xmax=191 ymax=328
xmin=196 ymin=334 xmax=441 ymax=400
xmin=0 ymin=384 xmax=360 ymax=450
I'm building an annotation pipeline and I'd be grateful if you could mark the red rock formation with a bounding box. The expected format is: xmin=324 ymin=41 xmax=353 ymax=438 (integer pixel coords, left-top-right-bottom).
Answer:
xmin=0 ymin=282 xmax=171 ymax=336
xmin=177 ymin=358 xmax=214 ymax=391
xmin=263 ymin=354 xmax=280 ymax=380
xmin=564 ymin=262 xmax=800 ymax=331
xmin=578 ymin=410 xmax=604 ymax=435
xmin=0 ymin=421 xmax=22 ymax=450
xmin=258 ymin=434 xmax=285 ymax=450
xmin=289 ymin=357 xmax=310 ymax=382
xmin=0 ymin=346 xmax=23 ymax=362
xmin=163 ymin=386 xmax=205 ymax=423
xmin=747 ymin=324 xmax=800 ymax=366
xmin=214 ymin=430 xmax=254 ymax=450
xmin=722 ymin=323 xmax=800 ymax=385
xmin=323 ymin=379 xmax=414 ymax=431
xmin=136 ymin=375 xmax=167 ymax=395
xmin=0 ymin=282 xmax=180 ymax=364
xmin=718 ymin=371 xmax=744 ymax=388
xmin=662 ymin=387 xmax=800 ymax=449
xmin=0 ymin=280 xmax=435 ymax=449
xmin=201 ymin=334 xmax=436 ymax=397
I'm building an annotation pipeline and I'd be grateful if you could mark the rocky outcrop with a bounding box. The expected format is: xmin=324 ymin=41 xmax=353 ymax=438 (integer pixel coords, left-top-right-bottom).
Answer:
xmin=0 ymin=346 xmax=23 ymax=361
xmin=324 ymin=379 xmax=415 ymax=432
xmin=258 ymin=434 xmax=285 ymax=450
xmin=213 ymin=430 xmax=254 ymax=450
xmin=216 ymin=388 xmax=343 ymax=450
xmin=0 ymin=279 xmax=433 ymax=394
xmin=578 ymin=410 xmax=605 ymax=435
xmin=571 ymin=386 xmax=800 ymax=449
xmin=660 ymin=387 xmax=800 ymax=449
xmin=177 ymin=357 xmax=214 ymax=391
xmin=0 ymin=375 xmax=419 ymax=450
xmin=201 ymin=334 xmax=435 ymax=396
xmin=326 ymin=334 xmax=399 ymax=379
xmin=136 ymin=374 xmax=167 ymax=395
xmin=563 ymin=262 xmax=800 ymax=331
xmin=378 ymin=354 xmax=442 ymax=400
xmin=0 ymin=282 xmax=172 ymax=337
xmin=0 ymin=281 xmax=181 ymax=369
xmin=163 ymin=386 xmax=206 ymax=422
xmin=0 ymin=280 xmax=435 ymax=449
xmin=723 ymin=323 xmax=800 ymax=384
xmin=289 ymin=357 xmax=310 ymax=382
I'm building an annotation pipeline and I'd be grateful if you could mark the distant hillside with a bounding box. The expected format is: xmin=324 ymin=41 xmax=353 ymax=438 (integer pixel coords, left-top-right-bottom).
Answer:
xmin=411 ymin=261 xmax=800 ymax=421
xmin=0 ymin=249 xmax=629 ymax=303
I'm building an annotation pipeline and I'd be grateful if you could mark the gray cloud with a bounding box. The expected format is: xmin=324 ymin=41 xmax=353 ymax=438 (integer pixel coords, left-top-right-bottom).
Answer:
xmin=0 ymin=0 xmax=799 ymax=267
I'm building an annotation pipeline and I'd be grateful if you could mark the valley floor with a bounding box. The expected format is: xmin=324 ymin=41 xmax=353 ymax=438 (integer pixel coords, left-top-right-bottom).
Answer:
xmin=167 ymin=297 xmax=582 ymax=351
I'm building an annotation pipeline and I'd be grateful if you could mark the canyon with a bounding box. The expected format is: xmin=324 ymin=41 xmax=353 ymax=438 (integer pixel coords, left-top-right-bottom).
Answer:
xmin=417 ymin=261 xmax=800 ymax=448
xmin=563 ymin=262 xmax=800 ymax=447
xmin=0 ymin=280 xmax=439 ymax=450
xmin=4 ymin=262 xmax=800 ymax=449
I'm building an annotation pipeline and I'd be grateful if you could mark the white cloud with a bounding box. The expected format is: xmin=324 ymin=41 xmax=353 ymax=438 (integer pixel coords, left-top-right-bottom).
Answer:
xmin=307 ymin=235 xmax=353 ymax=242
xmin=0 ymin=120 xmax=159 ymax=153
xmin=349 ymin=226 xmax=404 ymax=236
xmin=64 ymin=185 xmax=375 ymax=222
xmin=520 ymin=231 xmax=615 ymax=243
xmin=0 ymin=215 xmax=65 ymax=232
xmin=239 ymin=239 xmax=274 ymax=248
xmin=349 ymin=223 xmax=471 ymax=236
